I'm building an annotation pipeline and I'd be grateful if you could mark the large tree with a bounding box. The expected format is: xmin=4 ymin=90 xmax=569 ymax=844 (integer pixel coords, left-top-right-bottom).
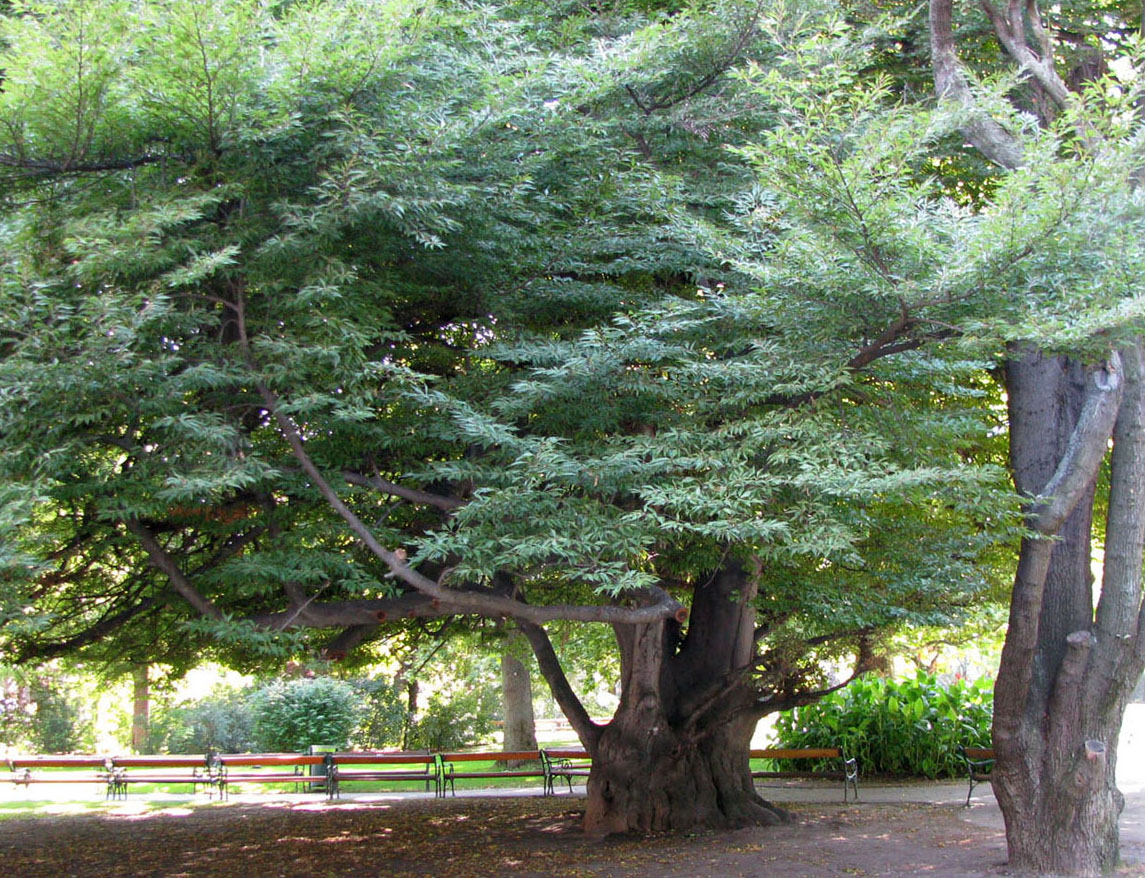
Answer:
xmin=927 ymin=0 xmax=1145 ymax=872
xmin=0 ymin=0 xmax=1008 ymax=832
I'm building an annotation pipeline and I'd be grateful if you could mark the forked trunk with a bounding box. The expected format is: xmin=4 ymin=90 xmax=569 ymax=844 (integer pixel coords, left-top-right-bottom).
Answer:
xmin=584 ymin=706 xmax=786 ymax=836
xmin=994 ymin=347 xmax=1145 ymax=876
xmin=527 ymin=560 xmax=790 ymax=836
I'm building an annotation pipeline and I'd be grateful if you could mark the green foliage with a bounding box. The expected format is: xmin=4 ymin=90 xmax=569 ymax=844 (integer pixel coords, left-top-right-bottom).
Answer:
xmin=349 ymin=678 xmax=408 ymax=750
xmin=774 ymin=671 xmax=993 ymax=778
xmin=25 ymin=679 xmax=93 ymax=753
xmin=251 ymin=677 xmax=362 ymax=752
xmin=0 ymin=0 xmax=1023 ymax=715
xmin=150 ymin=689 xmax=257 ymax=754
xmin=0 ymin=667 xmax=94 ymax=752
xmin=406 ymin=688 xmax=499 ymax=752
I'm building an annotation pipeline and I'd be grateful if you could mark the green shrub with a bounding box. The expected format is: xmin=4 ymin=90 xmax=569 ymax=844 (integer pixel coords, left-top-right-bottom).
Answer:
xmin=349 ymin=678 xmax=407 ymax=749
xmin=252 ymin=677 xmax=362 ymax=752
xmin=406 ymin=688 xmax=498 ymax=751
xmin=152 ymin=689 xmax=257 ymax=754
xmin=773 ymin=671 xmax=993 ymax=778
xmin=28 ymin=680 xmax=94 ymax=753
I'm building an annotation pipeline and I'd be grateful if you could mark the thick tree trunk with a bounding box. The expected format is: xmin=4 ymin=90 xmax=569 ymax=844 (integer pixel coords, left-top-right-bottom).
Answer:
xmin=584 ymin=677 xmax=784 ymax=836
xmin=524 ymin=560 xmax=787 ymax=836
xmin=501 ymin=632 xmax=538 ymax=755
xmin=994 ymin=347 xmax=1145 ymax=876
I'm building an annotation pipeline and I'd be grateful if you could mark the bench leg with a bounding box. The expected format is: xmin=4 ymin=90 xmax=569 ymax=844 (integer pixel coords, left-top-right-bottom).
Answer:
xmin=844 ymin=774 xmax=859 ymax=803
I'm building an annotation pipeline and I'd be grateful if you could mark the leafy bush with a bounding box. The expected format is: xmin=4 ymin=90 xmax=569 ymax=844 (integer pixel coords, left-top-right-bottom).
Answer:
xmin=406 ymin=687 xmax=498 ymax=751
xmin=349 ymin=678 xmax=408 ymax=749
xmin=152 ymin=690 xmax=258 ymax=754
xmin=251 ymin=677 xmax=362 ymax=752
xmin=0 ymin=672 xmax=94 ymax=753
xmin=28 ymin=680 xmax=94 ymax=753
xmin=773 ymin=671 xmax=993 ymax=778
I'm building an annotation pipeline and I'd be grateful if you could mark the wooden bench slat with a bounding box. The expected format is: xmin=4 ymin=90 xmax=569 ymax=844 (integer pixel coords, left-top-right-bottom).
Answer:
xmin=750 ymin=748 xmax=840 ymax=760
xmin=748 ymin=747 xmax=858 ymax=803
xmin=441 ymin=751 xmax=542 ymax=763
xmin=8 ymin=756 xmax=110 ymax=769
xmin=324 ymin=752 xmax=440 ymax=801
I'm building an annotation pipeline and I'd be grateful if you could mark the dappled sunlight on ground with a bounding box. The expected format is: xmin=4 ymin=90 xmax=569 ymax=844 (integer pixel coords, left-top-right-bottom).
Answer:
xmin=0 ymin=797 xmax=1011 ymax=878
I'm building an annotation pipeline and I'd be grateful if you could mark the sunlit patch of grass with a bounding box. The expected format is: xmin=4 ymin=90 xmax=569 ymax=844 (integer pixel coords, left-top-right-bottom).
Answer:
xmin=0 ymin=800 xmax=98 ymax=820
xmin=0 ymin=798 xmax=214 ymax=821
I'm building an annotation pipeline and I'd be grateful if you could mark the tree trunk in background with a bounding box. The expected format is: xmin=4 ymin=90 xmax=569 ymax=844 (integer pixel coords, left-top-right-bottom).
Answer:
xmin=131 ymin=664 xmax=150 ymax=754
xmin=992 ymin=347 xmax=1145 ymax=876
xmin=401 ymin=678 xmax=418 ymax=751
xmin=501 ymin=631 xmax=538 ymax=758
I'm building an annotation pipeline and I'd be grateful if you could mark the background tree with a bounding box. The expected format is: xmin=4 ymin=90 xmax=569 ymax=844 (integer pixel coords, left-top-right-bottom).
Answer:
xmin=500 ymin=630 xmax=539 ymax=755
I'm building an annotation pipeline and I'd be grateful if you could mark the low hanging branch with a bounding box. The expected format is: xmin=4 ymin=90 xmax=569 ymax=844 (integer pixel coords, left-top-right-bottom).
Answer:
xmin=257 ymin=384 xmax=685 ymax=626
xmin=125 ymin=519 xmax=225 ymax=620
xmin=517 ymin=619 xmax=605 ymax=753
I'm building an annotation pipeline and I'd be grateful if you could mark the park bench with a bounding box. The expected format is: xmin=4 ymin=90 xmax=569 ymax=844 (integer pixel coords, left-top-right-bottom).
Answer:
xmin=6 ymin=755 xmax=122 ymax=799
xmin=750 ymin=747 xmax=859 ymax=802
xmin=439 ymin=750 xmax=548 ymax=796
xmin=108 ymin=754 xmax=218 ymax=798
xmin=324 ymin=751 xmax=441 ymax=800
xmin=542 ymin=748 xmax=592 ymax=795
xmin=959 ymin=746 xmax=994 ymax=806
xmin=214 ymin=754 xmax=325 ymax=799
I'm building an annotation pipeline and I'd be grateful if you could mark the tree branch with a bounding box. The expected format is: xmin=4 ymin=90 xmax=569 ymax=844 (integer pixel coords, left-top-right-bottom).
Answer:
xmin=323 ymin=625 xmax=381 ymax=660
xmin=1027 ymin=356 xmax=1123 ymax=536
xmin=125 ymin=519 xmax=224 ymax=620
xmin=341 ymin=470 xmax=463 ymax=510
xmin=1047 ymin=630 xmax=1097 ymax=757
xmin=247 ymin=593 xmax=461 ymax=629
xmin=930 ymin=0 xmax=1026 ymax=170
xmin=517 ymin=619 xmax=604 ymax=753
xmin=255 ymin=391 xmax=684 ymax=624
xmin=0 ymin=150 xmax=191 ymax=180
xmin=14 ymin=596 xmax=162 ymax=662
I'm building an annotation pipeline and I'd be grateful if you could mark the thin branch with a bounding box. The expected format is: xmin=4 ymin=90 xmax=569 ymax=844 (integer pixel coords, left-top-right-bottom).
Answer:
xmin=0 ymin=150 xmax=192 ymax=179
xmin=14 ymin=596 xmax=162 ymax=662
xmin=341 ymin=470 xmax=463 ymax=510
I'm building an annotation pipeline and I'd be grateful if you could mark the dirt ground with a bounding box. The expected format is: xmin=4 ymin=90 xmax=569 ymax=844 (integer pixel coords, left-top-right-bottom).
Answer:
xmin=3 ymin=794 xmax=1130 ymax=878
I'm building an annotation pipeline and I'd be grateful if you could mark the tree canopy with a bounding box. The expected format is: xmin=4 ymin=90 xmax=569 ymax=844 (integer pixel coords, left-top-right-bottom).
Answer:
xmin=6 ymin=0 xmax=1144 ymax=839
xmin=0 ymin=0 xmax=1012 ymax=666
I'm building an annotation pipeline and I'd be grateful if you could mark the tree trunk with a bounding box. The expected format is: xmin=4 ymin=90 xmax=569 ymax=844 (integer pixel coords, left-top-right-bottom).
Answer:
xmin=131 ymin=664 xmax=150 ymax=754
xmin=401 ymin=678 xmax=418 ymax=751
xmin=501 ymin=631 xmax=538 ymax=757
xmin=526 ymin=559 xmax=788 ymax=836
xmin=584 ymin=669 xmax=784 ymax=836
xmin=993 ymin=346 xmax=1145 ymax=876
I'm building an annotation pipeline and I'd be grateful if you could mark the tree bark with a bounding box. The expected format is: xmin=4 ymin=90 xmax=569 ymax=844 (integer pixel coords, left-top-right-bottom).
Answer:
xmin=500 ymin=631 xmax=539 ymax=756
xmin=992 ymin=347 xmax=1145 ymax=877
xmin=928 ymin=3 xmax=1145 ymax=869
xmin=131 ymin=664 xmax=151 ymax=754
xmin=526 ymin=559 xmax=789 ymax=836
